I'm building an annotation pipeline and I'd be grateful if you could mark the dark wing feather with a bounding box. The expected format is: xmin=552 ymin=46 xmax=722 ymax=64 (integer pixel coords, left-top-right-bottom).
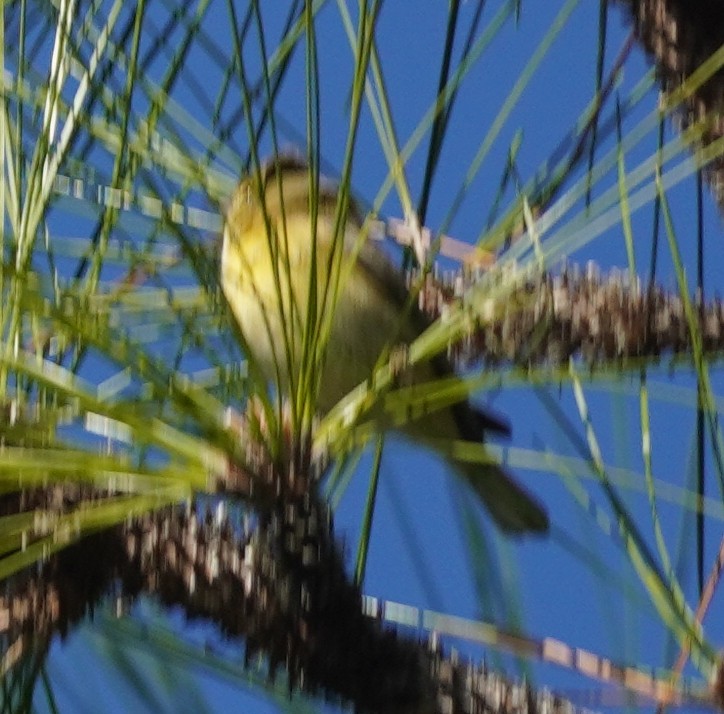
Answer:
xmin=356 ymin=240 xmax=510 ymax=439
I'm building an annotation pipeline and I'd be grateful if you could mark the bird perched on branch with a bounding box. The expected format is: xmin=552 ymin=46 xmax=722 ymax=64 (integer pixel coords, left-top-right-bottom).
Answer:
xmin=221 ymin=154 xmax=548 ymax=535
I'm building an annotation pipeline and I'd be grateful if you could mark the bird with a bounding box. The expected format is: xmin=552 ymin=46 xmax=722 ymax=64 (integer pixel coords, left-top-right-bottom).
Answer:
xmin=220 ymin=154 xmax=548 ymax=534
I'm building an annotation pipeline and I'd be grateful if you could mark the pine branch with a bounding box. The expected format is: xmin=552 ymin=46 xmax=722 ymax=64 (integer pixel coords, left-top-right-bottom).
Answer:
xmin=614 ymin=0 xmax=724 ymax=208
xmin=4 ymin=260 xmax=724 ymax=710
xmin=416 ymin=265 xmax=724 ymax=368
xmin=1 ymin=489 xmax=578 ymax=714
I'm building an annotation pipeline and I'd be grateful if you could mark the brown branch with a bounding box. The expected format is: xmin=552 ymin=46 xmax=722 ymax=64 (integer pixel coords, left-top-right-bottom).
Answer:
xmin=416 ymin=265 xmax=724 ymax=368
xmin=0 ymin=486 xmax=579 ymax=713
xmin=4 ymin=265 xmax=724 ymax=711
xmin=613 ymin=0 xmax=724 ymax=209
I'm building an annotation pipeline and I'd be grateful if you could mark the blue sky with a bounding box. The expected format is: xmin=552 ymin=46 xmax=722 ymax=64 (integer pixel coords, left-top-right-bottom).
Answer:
xmin=32 ymin=1 xmax=724 ymax=711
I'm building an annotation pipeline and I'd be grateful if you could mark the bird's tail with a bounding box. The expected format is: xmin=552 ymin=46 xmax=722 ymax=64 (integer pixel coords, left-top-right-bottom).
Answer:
xmin=404 ymin=399 xmax=549 ymax=534
xmin=449 ymin=400 xmax=548 ymax=534
xmin=453 ymin=457 xmax=549 ymax=534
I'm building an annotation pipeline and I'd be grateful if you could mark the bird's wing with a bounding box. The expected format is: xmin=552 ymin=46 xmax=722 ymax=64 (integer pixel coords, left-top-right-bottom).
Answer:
xmin=355 ymin=239 xmax=511 ymax=439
